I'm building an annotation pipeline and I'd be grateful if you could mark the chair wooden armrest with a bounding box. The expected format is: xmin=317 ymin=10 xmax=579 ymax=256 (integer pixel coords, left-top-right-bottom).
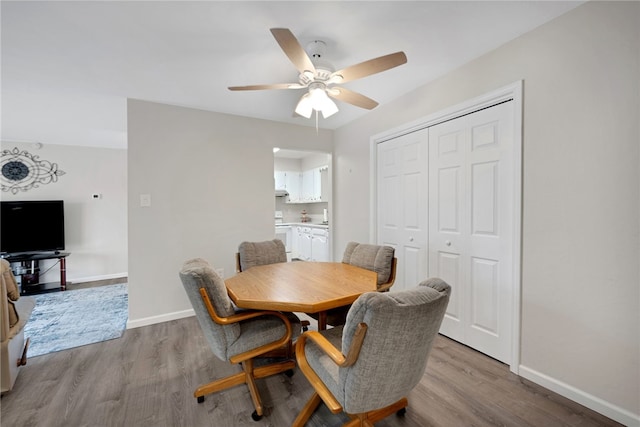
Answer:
xmin=295 ymin=323 xmax=368 ymax=414
xmin=376 ymin=283 xmax=393 ymax=293
xmin=298 ymin=323 xmax=367 ymax=367
xmin=199 ymin=287 xmax=289 ymax=325
xmin=199 ymin=287 xmax=293 ymax=363
xmin=235 ymin=252 xmax=242 ymax=272
xmin=376 ymin=257 xmax=397 ymax=292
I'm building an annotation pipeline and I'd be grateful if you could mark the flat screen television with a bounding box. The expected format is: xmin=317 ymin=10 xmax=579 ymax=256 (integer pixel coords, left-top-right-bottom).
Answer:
xmin=1 ymin=200 xmax=65 ymax=255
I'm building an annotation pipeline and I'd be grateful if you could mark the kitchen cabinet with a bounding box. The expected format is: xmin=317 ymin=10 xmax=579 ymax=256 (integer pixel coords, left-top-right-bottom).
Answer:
xmin=313 ymin=168 xmax=322 ymax=201
xmin=318 ymin=166 xmax=329 ymax=202
xmin=285 ymin=172 xmax=300 ymax=201
xmin=292 ymin=225 xmax=329 ymax=262
xmin=274 ymin=171 xmax=300 ymax=201
xmin=310 ymin=228 xmax=329 ymax=262
xmin=294 ymin=226 xmax=313 ymax=261
xmin=301 ymin=166 xmax=328 ymax=202
xmin=275 ymin=166 xmax=327 ymax=203
xmin=301 ymin=169 xmax=314 ymax=201
xmin=274 ymin=171 xmax=286 ymax=191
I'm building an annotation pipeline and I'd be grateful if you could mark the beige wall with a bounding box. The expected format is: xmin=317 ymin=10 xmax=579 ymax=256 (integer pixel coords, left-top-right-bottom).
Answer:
xmin=1 ymin=142 xmax=127 ymax=282
xmin=126 ymin=100 xmax=332 ymax=325
xmin=333 ymin=1 xmax=639 ymax=422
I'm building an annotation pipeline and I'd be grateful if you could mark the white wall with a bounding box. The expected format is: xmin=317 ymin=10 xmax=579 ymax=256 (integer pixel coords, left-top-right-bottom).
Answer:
xmin=127 ymin=100 xmax=332 ymax=326
xmin=1 ymin=142 xmax=127 ymax=282
xmin=333 ymin=1 xmax=639 ymax=424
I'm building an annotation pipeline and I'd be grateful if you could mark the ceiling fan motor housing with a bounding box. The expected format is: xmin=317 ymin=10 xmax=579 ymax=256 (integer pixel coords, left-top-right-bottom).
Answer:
xmin=307 ymin=40 xmax=326 ymax=59
xmin=304 ymin=39 xmax=335 ymax=80
xmin=299 ymin=68 xmax=333 ymax=86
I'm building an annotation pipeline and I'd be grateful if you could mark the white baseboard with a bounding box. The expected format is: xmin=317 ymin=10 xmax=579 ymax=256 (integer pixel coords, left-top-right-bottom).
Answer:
xmin=519 ymin=365 xmax=640 ymax=427
xmin=68 ymin=272 xmax=128 ymax=283
xmin=126 ymin=309 xmax=194 ymax=330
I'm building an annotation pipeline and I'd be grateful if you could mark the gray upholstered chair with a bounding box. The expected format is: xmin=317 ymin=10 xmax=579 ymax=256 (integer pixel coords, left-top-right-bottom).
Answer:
xmin=1 ymin=259 xmax=36 ymax=393
xmin=342 ymin=242 xmax=397 ymax=292
xmin=236 ymin=239 xmax=311 ymax=331
xmin=313 ymin=242 xmax=397 ymax=327
xmin=236 ymin=239 xmax=287 ymax=272
xmin=293 ymin=277 xmax=451 ymax=427
xmin=179 ymin=258 xmax=301 ymax=421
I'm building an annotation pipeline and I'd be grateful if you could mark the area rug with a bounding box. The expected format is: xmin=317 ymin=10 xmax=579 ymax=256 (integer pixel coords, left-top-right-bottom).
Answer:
xmin=24 ymin=284 xmax=128 ymax=357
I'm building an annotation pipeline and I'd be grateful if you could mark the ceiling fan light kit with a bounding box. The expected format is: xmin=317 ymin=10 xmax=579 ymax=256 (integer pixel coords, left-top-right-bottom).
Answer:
xmin=295 ymin=83 xmax=339 ymax=119
xmin=228 ymin=28 xmax=407 ymax=122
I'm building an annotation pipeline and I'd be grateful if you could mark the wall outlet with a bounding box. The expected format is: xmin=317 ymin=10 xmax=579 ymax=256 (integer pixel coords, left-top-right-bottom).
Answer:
xmin=215 ymin=268 xmax=224 ymax=279
xmin=91 ymin=193 xmax=102 ymax=199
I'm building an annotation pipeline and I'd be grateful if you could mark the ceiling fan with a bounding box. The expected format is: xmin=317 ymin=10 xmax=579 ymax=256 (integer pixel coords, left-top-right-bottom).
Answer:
xmin=228 ymin=28 xmax=407 ymax=119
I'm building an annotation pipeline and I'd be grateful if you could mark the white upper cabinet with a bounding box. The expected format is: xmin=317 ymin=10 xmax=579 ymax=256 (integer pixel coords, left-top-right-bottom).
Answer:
xmin=286 ymin=172 xmax=300 ymax=201
xmin=318 ymin=166 xmax=328 ymax=202
xmin=274 ymin=171 xmax=287 ymax=190
xmin=301 ymin=166 xmax=328 ymax=202
xmin=274 ymin=171 xmax=301 ymax=200
xmin=275 ymin=166 xmax=328 ymax=203
xmin=301 ymin=169 xmax=315 ymax=201
xmin=274 ymin=150 xmax=330 ymax=204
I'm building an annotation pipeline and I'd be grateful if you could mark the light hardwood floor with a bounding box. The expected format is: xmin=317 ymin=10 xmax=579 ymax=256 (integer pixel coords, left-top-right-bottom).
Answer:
xmin=1 ymin=316 xmax=621 ymax=427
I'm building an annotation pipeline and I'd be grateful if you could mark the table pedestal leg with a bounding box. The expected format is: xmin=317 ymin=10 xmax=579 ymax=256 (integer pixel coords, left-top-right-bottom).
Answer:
xmin=317 ymin=312 xmax=327 ymax=331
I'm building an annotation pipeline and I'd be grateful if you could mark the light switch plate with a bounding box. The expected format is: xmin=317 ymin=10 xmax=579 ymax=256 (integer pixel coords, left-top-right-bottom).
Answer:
xmin=140 ymin=194 xmax=151 ymax=207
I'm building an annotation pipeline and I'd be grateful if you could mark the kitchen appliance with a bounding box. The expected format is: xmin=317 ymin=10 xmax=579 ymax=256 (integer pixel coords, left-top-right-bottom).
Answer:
xmin=275 ymin=211 xmax=292 ymax=261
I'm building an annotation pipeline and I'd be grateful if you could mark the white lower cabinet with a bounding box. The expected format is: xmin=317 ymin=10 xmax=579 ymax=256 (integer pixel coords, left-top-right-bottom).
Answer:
xmin=300 ymin=227 xmax=312 ymax=261
xmin=311 ymin=228 xmax=329 ymax=262
xmin=292 ymin=225 xmax=329 ymax=261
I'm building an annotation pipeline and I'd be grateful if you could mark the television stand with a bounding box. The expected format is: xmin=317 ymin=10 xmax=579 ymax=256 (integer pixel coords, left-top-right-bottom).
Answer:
xmin=5 ymin=252 xmax=70 ymax=295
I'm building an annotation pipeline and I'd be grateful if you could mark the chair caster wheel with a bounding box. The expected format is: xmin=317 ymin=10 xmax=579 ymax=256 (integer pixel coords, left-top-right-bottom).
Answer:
xmin=251 ymin=410 xmax=263 ymax=421
xmin=197 ymin=396 xmax=204 ymax=404
xmin=396 ymin=407 xmax=407 ymax=417
xmin=285 ymin=369 xmax=294 ymax=377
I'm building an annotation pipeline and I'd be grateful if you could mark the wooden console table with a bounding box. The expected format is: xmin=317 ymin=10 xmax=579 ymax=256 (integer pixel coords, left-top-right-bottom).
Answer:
xmin=3 ymin=252 xmax=70 ymax=295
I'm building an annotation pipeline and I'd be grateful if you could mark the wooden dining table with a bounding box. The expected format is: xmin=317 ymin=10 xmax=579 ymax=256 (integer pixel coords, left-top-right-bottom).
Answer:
xmin=225 ymin=262 xmax=377 ymax=330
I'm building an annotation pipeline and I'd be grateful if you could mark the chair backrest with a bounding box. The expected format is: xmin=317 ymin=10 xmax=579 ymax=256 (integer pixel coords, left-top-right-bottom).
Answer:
xmin=179 ymin=258 xmax=239 ymax=361
xmin=237 ymin=239 xmax=287 ymax=272
xmin=339 ymin=277 xmax=451 ymax=414
xmin=342 ymin=242 xmax=395 ymax=289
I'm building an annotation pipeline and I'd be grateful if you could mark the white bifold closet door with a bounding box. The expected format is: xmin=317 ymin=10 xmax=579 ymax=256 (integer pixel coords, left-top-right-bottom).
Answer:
xmin=376 ymin=129 xmax=428 ymax=292
xmin=428 ymin=101 xmax=515 ymax=364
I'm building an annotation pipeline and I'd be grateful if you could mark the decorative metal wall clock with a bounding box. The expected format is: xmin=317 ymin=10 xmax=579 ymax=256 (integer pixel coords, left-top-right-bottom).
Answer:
xmin=1 ymin=147 xmax=66 ymax=194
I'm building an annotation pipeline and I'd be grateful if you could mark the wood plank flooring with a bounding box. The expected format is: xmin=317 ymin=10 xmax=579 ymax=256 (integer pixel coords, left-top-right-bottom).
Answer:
xmin=0 ymin=316 xmax=622 ymax=427
xmin=65 ymin=276 xmax=128 ymax=291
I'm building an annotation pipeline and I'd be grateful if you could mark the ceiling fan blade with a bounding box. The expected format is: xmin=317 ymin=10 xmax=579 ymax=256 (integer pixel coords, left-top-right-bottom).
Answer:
xmin=270 ymin=28 xmax=316 ymax=75
xmin=328 ymin=87 xmax=379 ymax=110
xmin=228 ymin=83 xmax=304 ymax=91
xmin=331 ymin=51 xmax=407 ymax=84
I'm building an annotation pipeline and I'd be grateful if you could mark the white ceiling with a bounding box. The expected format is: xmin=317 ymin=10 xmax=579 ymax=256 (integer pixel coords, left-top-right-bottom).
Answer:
xmin=1 ymin=1 xmax=582 ymax=150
